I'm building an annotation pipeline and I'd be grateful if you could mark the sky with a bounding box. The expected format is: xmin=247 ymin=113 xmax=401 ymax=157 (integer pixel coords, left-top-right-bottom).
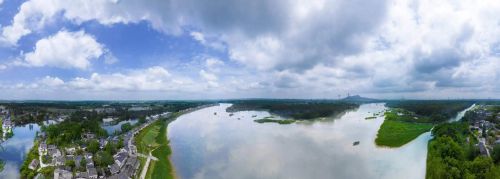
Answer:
xmin=0 ymin=0 xmax=498 ymax=100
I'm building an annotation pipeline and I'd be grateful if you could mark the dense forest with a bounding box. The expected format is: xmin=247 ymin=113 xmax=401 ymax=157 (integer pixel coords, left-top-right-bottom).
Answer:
xmin=427 ymin=122 xmax=500 ymax=178
xmin=4 ymin=100 xmax=213 ymax=125
xmin=385 ymin=100 xmax=474 ymax=122
xmin=226 ymin=100 xmax=359 ymax=120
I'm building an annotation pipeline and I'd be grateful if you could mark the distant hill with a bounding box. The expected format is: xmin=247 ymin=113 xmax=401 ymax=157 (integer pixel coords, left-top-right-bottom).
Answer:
xmin=341 ymin=95 xmax=378 ymax=103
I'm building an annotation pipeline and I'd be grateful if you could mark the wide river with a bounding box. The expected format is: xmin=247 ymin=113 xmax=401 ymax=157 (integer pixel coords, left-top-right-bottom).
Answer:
xmin=168 ymin=103 xmax=431 ymax=179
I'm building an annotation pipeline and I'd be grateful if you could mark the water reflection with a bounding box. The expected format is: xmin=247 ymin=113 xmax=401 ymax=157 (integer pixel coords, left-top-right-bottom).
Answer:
xmin=169 ymin=103 xmax=431 ymax=179
xmin=103 ymin=119 xmax=138 ymax=135
xmin=0 ymin=123 xmax=40 ymax=178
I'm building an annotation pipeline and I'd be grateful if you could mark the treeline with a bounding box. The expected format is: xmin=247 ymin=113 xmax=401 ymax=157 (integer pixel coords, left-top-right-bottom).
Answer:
xmin=386 ymin=100 xmax=474 ymax=122
xmin=42 ymin=120 xmax=108 ymax=146
xmin=427 ymin=122 xmax=500 ymax=178
xmin=226 ymin=100 xmax=359 ymax=120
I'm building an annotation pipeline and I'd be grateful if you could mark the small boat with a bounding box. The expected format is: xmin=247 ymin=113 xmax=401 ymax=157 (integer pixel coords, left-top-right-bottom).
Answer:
xmin=252 ymin=115 xmax=257 ymax=118
xmin=214 ymin=112 xmax=217 ymax=115
xmin=229 ymin=113 xmax=234 ymax=116
xmin=353 ymin=141 xmax=360 ymax=146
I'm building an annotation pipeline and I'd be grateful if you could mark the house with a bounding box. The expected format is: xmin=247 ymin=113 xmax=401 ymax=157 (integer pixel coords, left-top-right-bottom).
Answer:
xmin=114 ymin=152 xmax=128 ymax=168
xmin=49 ymin=148 xmax=62 ymax=158
xmin=74 ymin=155 xmax=83 ymax=168
xmin=2 ymin=119 xmax=13 ymax=132
xmin=99 ymin=139 xmax=108 ymax=149
xmin=34 ymin=173 xmax=45 ymax=179
xmin=54 ymin=168 xmax=73 ymax=179
xmin=102 ymin=117 xmax=116 ymax=125
xmin=88 ymin=167 xmax=98 ymax=179
xmin=478 ymin=141 xmax=490 ymax=157
xmin=28 ymin=159 xmax=39 ymax=170
xmin=75 ymin=172 xmax=88 ymax=179
xmin=82 ymin=132 xmax=96 ymax=140
xmin=109 ymin=163 xmax=120 ymax=175
xmin=39 ymin=142 xmax=48 ymax=154
xmin=55 ymin=156 xmax=65 ymax=166
xmin=65 ymin=147 xmax=76 ymax=155
xmin=107 ymin=173 xmax=128 ymax=179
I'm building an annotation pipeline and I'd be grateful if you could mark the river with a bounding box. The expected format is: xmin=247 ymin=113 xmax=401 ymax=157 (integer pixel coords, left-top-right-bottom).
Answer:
xmin=168 ymin=103 xmax=432 ymax=179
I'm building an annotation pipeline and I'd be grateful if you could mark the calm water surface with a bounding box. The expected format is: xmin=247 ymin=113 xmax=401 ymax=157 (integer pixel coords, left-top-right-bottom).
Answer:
xmin=168 ymin=103 xmax=431 ymax=179
xmin=0 ymin=124 xmax=40 ymax=178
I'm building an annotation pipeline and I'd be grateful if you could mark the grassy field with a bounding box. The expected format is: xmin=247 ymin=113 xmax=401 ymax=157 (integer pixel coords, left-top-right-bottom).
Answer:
xmin=135 ymin=114 xmax=178 ymax=179
xmin=375 ymin=120 xmax=433 ymax=147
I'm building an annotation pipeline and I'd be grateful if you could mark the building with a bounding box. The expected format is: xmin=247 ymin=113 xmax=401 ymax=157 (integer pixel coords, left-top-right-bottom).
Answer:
xmin=39 ymin=142 xmax=48 ymax=155
xmin=54 ymin=168 xmax=73 ymax=179
xmin=28 ymin=159 xmax=39 ymax=170
xmin=2 ymin=119 xmax=13 ymax=132
xmin=109 ymin=163 xmax=120 ymax=175
xmin=114 ymin=152 xmax=128 ymax=168
xmin=88 ymin=167 xmax=98 ymax=179
xmin=102 ymin=117 xmax=116 ymax=125
xmin=55 ymin=156 xmax=65 ymax=166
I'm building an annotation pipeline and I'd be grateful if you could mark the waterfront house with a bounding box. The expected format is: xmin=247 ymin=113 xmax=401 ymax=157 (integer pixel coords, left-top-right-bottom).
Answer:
xmin=102 ymin=117 xmax=116 ymax=125
xmin=28 ymin=159 xmax=39 ymax=170
xmin=2 ymin=119 xmax=12 ymax=132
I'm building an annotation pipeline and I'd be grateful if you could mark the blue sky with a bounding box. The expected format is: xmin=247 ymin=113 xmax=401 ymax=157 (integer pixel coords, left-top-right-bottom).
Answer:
xmin=0 ymin=0 xmax=498 ymax=100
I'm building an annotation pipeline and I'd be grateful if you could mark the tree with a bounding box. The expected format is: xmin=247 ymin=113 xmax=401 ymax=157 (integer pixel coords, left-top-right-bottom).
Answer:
xmin=87 ymin=140 xmax=100 ymax=154
xmin=94 ymin=151 xmax=114 ymax=167
xmin=492 ymin=144 xmax=500 ymax=164
xmin=65 ymin=160 xmax=75 ymax=169
xmin=121 ymin=123 xmax=133 ymax=132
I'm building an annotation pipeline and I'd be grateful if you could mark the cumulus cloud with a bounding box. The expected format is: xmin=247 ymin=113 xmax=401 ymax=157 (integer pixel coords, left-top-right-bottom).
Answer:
xmin=2 ymin=0 xmax=500 ymax=98
xmin=20 ymin=30 xmax=104 ymax=69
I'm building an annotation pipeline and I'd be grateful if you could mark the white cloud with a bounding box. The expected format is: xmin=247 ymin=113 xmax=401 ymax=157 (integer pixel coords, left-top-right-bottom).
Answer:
xmin=39 ymin=76 xmax=64 ymax=87
xmin=199 ymin=70 xmax=218 ymax=81
xmin=21 ymin=30 xmax=104 ymax=69
xmin=1 ymin=0 xmax=500 ymax=98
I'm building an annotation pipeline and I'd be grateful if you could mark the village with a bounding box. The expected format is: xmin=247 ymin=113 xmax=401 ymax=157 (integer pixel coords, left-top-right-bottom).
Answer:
xmin=467 ymin=105 xmax=500 ymax=157
xmin=18 ymin=108 xmax=171 ymax=179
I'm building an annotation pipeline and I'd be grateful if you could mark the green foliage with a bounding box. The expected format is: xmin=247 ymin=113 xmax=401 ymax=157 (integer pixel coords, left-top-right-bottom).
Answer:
xmin=254 ymin=118 xmax=295 ymax=124
xmin=65 ymin=160 xmax=76 ymax=169
xmin=87 ymin=140 xmax=100 ymax=154
xmin=39 ymin=166 xmax=55 ymax=178
xmin=20 ymin=140 xmax=40 ymax=178
xmin=492 ymin=145 xmax=500 ymax=164
xmin=427 ymin=122 xmax=500 ymax=179
xmin=226 ymin=100 xmax=359 ymax=120
xmin=42 ymin=120 xmax=107 ymax=146
xmin=121 ymin=123 xmax=133 ymax=133
xmin=375 ymin=120 xmax=433 ymax=147
xmin=94 ymin=151 xmax=114 ymax=167
xmin=386 ymin=100 xmax=474 ymax=123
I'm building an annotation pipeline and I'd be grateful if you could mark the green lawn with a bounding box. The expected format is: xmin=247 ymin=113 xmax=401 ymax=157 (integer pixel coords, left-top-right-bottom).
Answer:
xmin=135 ymin=114 xmax=179 ymax=179
xmin=375 ymin=120 xmax=433 ymax=147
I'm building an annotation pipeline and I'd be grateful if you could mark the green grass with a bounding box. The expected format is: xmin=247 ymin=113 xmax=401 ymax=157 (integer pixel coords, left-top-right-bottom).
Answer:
xmin=375 ymin=120 xmax=433 ymax=147
xmin=136 ymin=114 xmax=179 ymax=179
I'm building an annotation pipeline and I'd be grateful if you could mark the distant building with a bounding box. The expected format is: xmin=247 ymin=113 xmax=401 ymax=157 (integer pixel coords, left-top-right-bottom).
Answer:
xmin=102 ymin=117 xmax=116 ymax=125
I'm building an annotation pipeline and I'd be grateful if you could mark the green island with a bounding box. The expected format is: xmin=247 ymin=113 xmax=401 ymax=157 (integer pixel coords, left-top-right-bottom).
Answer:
xmin=375 ymin=101 xmax=474 ymax=147
xmin=226 ymin=99 xmax=359 ymax=120
xmin=375 ymin=120 xmax=432 ymax=147
xmin=364 ymin=116 xmax=376 ymax=120
xmin=254 ymin=116 xmax=295 ymax=125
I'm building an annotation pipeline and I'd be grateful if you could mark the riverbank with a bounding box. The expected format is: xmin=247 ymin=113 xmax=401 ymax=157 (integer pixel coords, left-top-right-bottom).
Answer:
xmin=375 ymin=120 xmax=432 ymax=147
xmin=137 ymin=104 xmax=218 ymax=179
